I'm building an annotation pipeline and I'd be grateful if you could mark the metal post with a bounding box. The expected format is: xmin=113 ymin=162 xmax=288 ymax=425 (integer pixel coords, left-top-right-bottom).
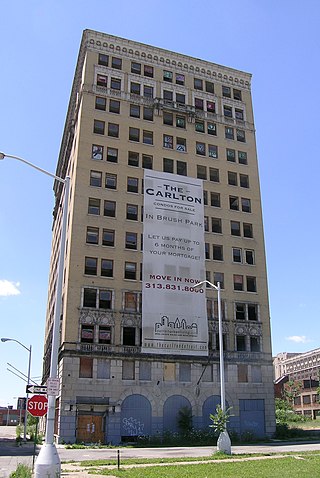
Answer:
xmin=24 ymin=345 xmax=32 ymax=441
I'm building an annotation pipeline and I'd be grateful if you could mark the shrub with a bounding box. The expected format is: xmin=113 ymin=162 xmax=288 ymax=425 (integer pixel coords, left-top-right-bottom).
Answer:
xmin=9 ymin=464 xmax=32 ymax=478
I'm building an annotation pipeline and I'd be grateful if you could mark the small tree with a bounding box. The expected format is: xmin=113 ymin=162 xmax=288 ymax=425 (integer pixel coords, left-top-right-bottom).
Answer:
xmin=283 ymin=379 xmax=302 ymax=406
xmin=209 ymin=405 xmax=232 ymax=454
xmin=177 ymin=406 xmax=193 ymax=434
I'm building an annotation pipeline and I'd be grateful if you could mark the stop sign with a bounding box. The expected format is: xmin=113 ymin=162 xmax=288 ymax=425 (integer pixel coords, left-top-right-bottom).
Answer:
xmin=27 ymin=395 xmax=48 ymax=417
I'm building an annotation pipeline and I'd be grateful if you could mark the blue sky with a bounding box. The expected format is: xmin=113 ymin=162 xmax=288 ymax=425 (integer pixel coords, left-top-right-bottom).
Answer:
xmin=1 ymin=0 xmax=319 ymax=407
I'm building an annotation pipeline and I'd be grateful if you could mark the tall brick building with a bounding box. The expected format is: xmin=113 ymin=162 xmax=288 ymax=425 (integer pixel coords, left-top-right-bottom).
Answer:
xmin=42 ymin=30 xmax=275 ymax=443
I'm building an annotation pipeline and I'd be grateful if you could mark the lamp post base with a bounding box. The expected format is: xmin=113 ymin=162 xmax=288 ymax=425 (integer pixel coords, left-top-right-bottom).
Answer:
xmin=34 ymin=443 xmax=61 ymax=478
xmin=217 ymin=430 xmax=231 ymax=455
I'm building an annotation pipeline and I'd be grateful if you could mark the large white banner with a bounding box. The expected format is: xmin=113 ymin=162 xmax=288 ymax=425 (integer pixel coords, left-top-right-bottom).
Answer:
xmin=142 ymin=170 xmax=208 ymax=356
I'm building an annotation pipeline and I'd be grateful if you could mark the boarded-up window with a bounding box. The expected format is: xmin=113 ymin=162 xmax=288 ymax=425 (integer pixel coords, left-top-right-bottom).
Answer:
xmin=163 ymin=362 xmax=175 ymax=381
xmin=79 ymin=357 xmax=93 ymax=378
xmin=238 ymin=364 xmax=248 ymax=383
xmin=97 ymin=359 xmax=110 ymax=379
xmin=179 ymin=363 xmax=191 ymax=382
xmin=139 ymin=361 xmax=151 ymax=381
xmin=122 ymin=361 xmax=135 ymax=380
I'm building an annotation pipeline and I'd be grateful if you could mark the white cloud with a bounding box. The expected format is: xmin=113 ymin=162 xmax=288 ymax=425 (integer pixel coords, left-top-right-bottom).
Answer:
xmin=286 ymin=335 xmax=310 ymax=344
xmin=0 ymin=280 xmax=21 ymax=297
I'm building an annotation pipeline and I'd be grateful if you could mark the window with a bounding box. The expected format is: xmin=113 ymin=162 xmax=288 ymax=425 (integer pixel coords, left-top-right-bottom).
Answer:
xmin=86 ymin=227 xmax=99 ymax=245
xmin=98 ymin=53 xmax=108 ymax=67
xmin=111 ymin=57 xmax=122 ymax=69
xmin=232 ymin=248 xmax=242 ymax=263
xmin=83 ymin=288 xmax=97 ymax=308
xmin=197 ymin=165 xmax=207 ymax=180
xmin=163 ymin=70 xmax=173 ymax=82
xmin=109 ymin=99 xmax=120 ymax=114
xmin=241 ymin=198 xmax=251 ymax=213
xmin=90 ymin=170 xmax=102 ymax=187
xmin=214 ymin=272 xmax=224 ymax=289
xmin=102 ymin=229 xmax=115 ymax=247
xmin=208 ymin=144 xmax=218 ymax=158
xmin=163 ymin=90 xmax=173 ymax=103
xmin=104 ymin=200 xmax=116 ymax=217
xmin=237 ymin=129 xmax=246 ymax=142
xmin=195 ymin=98 xmax=204 ymax=110
xmin=243 ymin=223 xmax=253 ymax=238
xmin=250 ymin=337 xmax=260 ymax=352
xmin=176 ymin=160 xmax=187 ymax=176
xmin=195 ymin=120 xmax=205 ymax=133
xmin=222 ymin=86 xmax=231 ymax=98
xmin=194 ymin=78 xmax=203 ymax=90
xmin=223 ymin=105 xmax=233 ymax=117
xmin=143 ymin=106 xmax=153 ymax=121
xmin=126 ymin=232 xmax=138 ymax=250
xmin=127 ymin=177 xmax=139 ymax=193
xmin=212 ymin=217 xmax=222 ymax=234
xmin=248 ymin=304 xmax=258 ymax=321
xmin=238 ymin=151 xmax=248 ymax=165
xmin=208 ymin=122 xmax=217 ymax=135
xmin=303 ymin=395 xmax=311 ymax=405
xmin=129 ymin=127 xmax=140 ymax=142
xmin=226 ymin=148 xmax=236 ymax=162
xmin=163 ymin=112 xmax=173 ymax=125
xmin=196 ymin=142 xmax=206 ymax=156
xmin=143 ymin=85 xmax=153 ymax=98
xmin=92 ymin=144 xmax=103 ymax=160
xmin=144 ymin=65 xmax=153 ymax=77
xmin=110 ymin=77 xmax=121 ymax=90
xmin=126 ymin=204 xmax=138 ymax=220
xmin=130 ymin=104 xmax=140 ymax=118
xmin=240 ymin=174 xmax=249 ymax=188
xmin=233 ymin=89 xmax=242 ymax=101
xmin=108 ymin=123 xmax=119 ymax=138
xmin=99 ymin=289 xmax=112 ymax=309
xmin=130 ymin=82 xmax=141 ymax=95
xmin=245 ymin=249 xmax=255 ymax=265
xmin=124 ymin=291 xmax=139 ymax=311
xmin=213 ymin=244 xmax=223 ymax=261
xmin=163 ymin=158 xmax=174 ymax=173
xmin=205 ymin=243 xmax=210 ymax=259
xmin=88 ymin=198 xmax=100 ymax=215
xmin=142 ymin=154 xmax=153 ymax=169
xmin=233 ymin=274 xmax=244 ymax=291
xmin=236 ymin=336 xmax=246 ymax=352
xmin=123 ymin=327 xmax=136 ymax=346
xmin=228 ymin=171 xmax=237 ymax=186
xmin=176 ymin=93 xmax=185 ymax=104
xmin=97 ymin=74 xmax=107 ymax=87
xmin=238 ymin=364 xmax=248 ymax=382
xmin=229 ymin=196 xmax=239 ymax=210
xmin=235 ymin=303 xmax=246 ymax=320
xmin=203 ymin=190 xmax=208 ymax=205
xmin=163 ymin=134 xmax=172 ymax=149
xmin=125 ymin=262 xmax=137 ymax=280
xmin=179 ymin=363 xmax=191 ymax=382
xmin=94 ymin=120 xmax=105 ymax=135
xmin=99 ymin=326 xmax=111 ymax=344
xmin=235 ymin=108 xmax=244 ymax=120
xmin=131 ymin=61 xmax=141 ymax=74
xmin=79 ymin=357 xmax=93 ymax=378
xmin=143 ymin=130 xmax=153 ymax=145
xmin=95 ymin=96 xmax=106 ymax=110
xmin=101 ymin=259 xmax=113 ymax=277
xmin=140 ymin=361 xmax=151 ymax=381
xmin=85 ymin=257 xmax=97 ymax=275
xmin=176 ymin=116 xmax=186 ymax=128
xmin=206 ymin=81 xmax=215 ymax=93
xmin=176 ymin=73 xmax=185 ymax=85
xmin=128 ymin=151 xmax=139 ymax=167
xmin=209 ymin=168 xmax=219 ymax=182
xmin=231 ymin=220 xmax=241 ymax=236
xmin=247 ymin=276 xmax=257 ymax=292
xmin=81 ymin=325 xmax=94 ymax=343
xmin=210 ymin=192 xmax=220 ymax=207
xmin=122 ymin=360 xmax=135 ymax=380
xmin=107 ymin=147 xmax=118 ymax=163
xmin=176 ymin=137 xmax=186 ymax=152
xmin=105 ymin=173 xmax=117 ymax=189
xmin=225 ymin=127 xmax=234 ymax=140
xmin=204 ymin=216 xmax=209 ymax=232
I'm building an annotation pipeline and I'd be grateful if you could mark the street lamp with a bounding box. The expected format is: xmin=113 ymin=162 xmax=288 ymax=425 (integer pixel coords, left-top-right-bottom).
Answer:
xmin=195 ymin=280 xmax=231 ymax=454
xmin=1 ymin=151 xmax=70 ymax=478
xmin=1 ymin=338 xmax=31 ymax=441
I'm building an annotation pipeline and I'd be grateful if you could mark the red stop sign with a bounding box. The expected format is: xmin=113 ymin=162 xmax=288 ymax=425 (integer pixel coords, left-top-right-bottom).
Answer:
xmin=27 ymin=395 xmax=48 ymax=417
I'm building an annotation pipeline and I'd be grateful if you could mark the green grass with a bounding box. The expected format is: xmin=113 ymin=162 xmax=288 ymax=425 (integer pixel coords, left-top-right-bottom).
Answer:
xmin=85 ymin=454 xmax=320 ymax=477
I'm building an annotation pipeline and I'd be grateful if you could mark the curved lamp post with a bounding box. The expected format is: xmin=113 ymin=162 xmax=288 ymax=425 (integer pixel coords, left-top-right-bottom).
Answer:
xmin=1 ymin=338 xmax=31 ymax=441
xmin=195 ymin=280 xmax=231 ymax=454
xmin=1 ymin=151 xmax=70 ymax=477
